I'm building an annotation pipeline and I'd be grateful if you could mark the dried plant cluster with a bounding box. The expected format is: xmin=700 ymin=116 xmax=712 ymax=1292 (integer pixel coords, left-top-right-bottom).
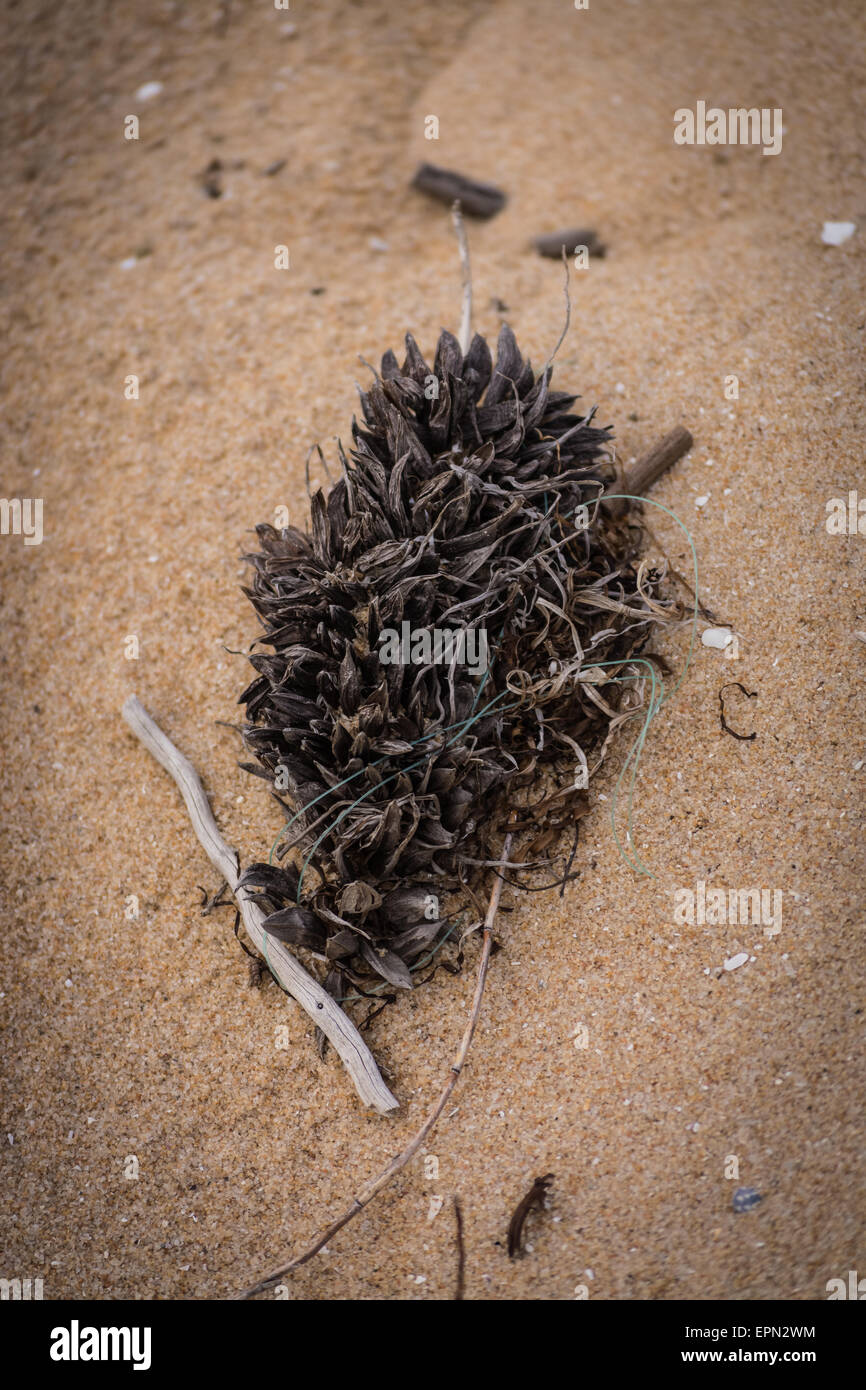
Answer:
xmin=237 ymin=325 xmax=675 ymax=1011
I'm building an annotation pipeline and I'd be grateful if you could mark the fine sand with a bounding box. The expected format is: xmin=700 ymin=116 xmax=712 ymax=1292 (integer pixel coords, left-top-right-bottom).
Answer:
xmin=1 ymin=0 xmax=864 ymax=1299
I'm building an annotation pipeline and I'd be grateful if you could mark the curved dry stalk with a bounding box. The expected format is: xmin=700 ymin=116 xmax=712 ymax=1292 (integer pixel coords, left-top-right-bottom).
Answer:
xmin=233 ymin=833 xmax=513 ymax=1300
xmin=451 ymin=199 xmax=472 ymax=355
xmin=121 ymin=695 xmax=399 ymax=1116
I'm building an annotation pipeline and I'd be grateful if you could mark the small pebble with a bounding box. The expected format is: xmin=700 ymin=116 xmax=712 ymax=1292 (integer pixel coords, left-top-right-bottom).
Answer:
xmin=701 ymin=627 xmax=733 ymax=649
xmin=733 ymin=1186 xmax=762 ymax=1213
xmin=695 ymin=494 xmax=709 ymax=507
xmin=724 ymin=952 xmax=749 ymax=971
xmin=821 ymin=221 xmax=855 ymax=246
xmin=369 ymin=237 xmax=389 ymax=253
xmin=411 ymin=162 xmax=506 ymax=219
xmin=135 ymin=81 xmax=163 ymax=102
xmin=533 ymin=227 xmax=606 ymax=258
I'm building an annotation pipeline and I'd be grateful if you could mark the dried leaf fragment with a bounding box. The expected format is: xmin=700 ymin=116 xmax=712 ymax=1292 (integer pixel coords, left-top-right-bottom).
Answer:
xmin=507 ymin=1173 xmax=554 ymax=1258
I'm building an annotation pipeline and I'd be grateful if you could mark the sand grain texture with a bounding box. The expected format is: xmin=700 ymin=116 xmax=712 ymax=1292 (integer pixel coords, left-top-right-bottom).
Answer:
xmin=0 ymin=0 xmax=863 ymax=1299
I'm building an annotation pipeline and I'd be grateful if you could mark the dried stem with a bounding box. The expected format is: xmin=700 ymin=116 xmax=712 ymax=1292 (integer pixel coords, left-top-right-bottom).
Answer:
xmin=121 ymin=695 xmax=399 ymax=1116
xmin=233 ymin=833 xmax=513 ymax=1299
xmin=452 ymin=200 xmax=472 ymax=355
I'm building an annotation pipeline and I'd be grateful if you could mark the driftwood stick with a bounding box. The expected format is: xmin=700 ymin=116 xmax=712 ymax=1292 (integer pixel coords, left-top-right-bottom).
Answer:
xmin=451 ymin=200 xmax=472 ymax=356
xmin=604 ymin=424 xmax=694 ymax=518
xmin=411 ymin=162 xmax=506 ymax=219
xmin=626 ymin=424 xmax=694 ymax=496
xmin=234 ymin=833 xmax=513 ymax=1299
xmin=121 ymin=695 xmax=399 ymax=1116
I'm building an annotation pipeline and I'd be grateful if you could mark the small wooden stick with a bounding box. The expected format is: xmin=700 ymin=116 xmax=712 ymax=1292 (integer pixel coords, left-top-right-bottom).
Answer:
xmin=454 ymin=1196 xmax=466 ymax=1300
xmin=452 ymin=200 xmax=472 ymax=356
xmin=233 ymin=833 xmax=513 ymax=1299
xmin=121 ymin=695 xmax=399 ymax=1116
xmin=604 ymin=424 xmax=694 ymax=517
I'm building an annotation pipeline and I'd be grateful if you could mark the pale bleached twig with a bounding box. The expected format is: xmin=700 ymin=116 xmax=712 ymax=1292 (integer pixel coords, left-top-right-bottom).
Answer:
xmin=234 ymin=833 xmax=512 ymax=1299
xmin=121 ymin=695 xmax=399 ymax=1116
xmin=452 ymin=200 xmax=472 ymax=356
xmin=543 ymin=247 xmax=572 ymax=374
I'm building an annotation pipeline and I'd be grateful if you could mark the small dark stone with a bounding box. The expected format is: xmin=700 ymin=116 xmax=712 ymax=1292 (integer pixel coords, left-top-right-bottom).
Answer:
xmin=533 ymin=227 xmax=606 ymax=259
xmin=411 ymin=162 xmax=506 ymax=219
xmin=200 ymin=158 xmax=223 ymax=199
xmin=732 ymin=1186 xmax=762 ymax=1213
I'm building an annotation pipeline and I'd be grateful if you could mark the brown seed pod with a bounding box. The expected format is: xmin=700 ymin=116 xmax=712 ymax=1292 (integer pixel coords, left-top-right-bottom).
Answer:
xmin=238 ymin=325 xmax=676 ymax=1006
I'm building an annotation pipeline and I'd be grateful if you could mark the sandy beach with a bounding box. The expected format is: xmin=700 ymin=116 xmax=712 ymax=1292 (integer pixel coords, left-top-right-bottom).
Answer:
xmin=1 ymin=0 xmax=864 ymax=1300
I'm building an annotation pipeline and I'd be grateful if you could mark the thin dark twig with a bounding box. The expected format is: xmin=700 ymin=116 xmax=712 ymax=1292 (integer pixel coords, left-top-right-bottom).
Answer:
xmin=559 ymin=821 xmax=581 ymax=898
xmin=454 ymin=1196 xmax=465 ymax=1300
xmin=719 ymin=682 xmax=757 ymax=741
xmin=197 ymin=881 xmax=233 ymax=916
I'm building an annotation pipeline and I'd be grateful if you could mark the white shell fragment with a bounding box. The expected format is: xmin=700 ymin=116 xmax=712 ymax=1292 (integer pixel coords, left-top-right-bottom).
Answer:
xmin=135 ymin=81 xmax=163 ymax=102
xmin=701 ymin=627 xmax=733 ymax=650
xmin=821 ymin=221 xmax=856 ymax=245
xmin=724 ymin=952 xmax=749 ymax=971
